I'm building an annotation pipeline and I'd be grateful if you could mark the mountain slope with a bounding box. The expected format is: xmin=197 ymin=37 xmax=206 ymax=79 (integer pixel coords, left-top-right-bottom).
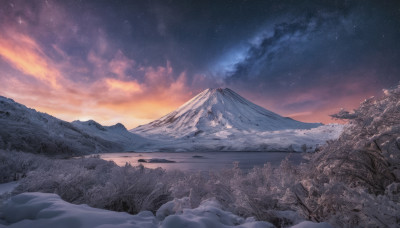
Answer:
xmin=0 ymin=96 xmax=147 ymax=156
xmin=131 ymin=88 xmax=341 ymax=152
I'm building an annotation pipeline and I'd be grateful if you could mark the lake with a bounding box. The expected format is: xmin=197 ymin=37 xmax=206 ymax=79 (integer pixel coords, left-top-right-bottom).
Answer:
xmin=99 ymin=152 xmax=304 ymax=172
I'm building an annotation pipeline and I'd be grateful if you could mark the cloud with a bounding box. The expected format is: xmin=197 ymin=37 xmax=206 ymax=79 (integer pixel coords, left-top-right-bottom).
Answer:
xmin=0 ymin=0 xmax=195 ymax=129
xmin=108 ymin=50 xmax=136 ymax=79
xmin=0 ymin=29 xmax=61 ymax=87
xmin=96 ymin=62 xmax=192 ymax=120
xmin=241 ymin=68 xmax=383 ymax=124
xmin=105 ymin=78 xmax=142 ymax=93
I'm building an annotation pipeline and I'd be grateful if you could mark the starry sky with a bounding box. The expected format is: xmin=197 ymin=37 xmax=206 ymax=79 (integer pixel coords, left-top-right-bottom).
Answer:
xmin=1 ymin=0 xmax=400 ymax=129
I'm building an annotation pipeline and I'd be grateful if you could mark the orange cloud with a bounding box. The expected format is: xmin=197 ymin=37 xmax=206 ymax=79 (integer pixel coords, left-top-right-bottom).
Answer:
xmin=0 ymin=30 xmax=61 ymax=87
xmin=96 ymin=63 xmax=192 ymax=121
xmin=108 ymin=50 xmax=135 ymax=79
xmin=105 ymin=78 xmax=142 ymax=93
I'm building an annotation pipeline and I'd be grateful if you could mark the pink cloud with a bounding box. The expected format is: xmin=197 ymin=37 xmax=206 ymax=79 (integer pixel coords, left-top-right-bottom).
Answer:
xmin=0 ymin=29 xmax=61 ymax=87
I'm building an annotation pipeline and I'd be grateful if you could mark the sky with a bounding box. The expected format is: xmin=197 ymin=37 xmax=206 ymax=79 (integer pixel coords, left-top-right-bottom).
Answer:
xmin=0 ymin=0 xmax=399 ymax=129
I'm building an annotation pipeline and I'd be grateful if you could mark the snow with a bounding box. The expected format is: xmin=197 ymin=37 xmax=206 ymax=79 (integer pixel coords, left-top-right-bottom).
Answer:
xmin=0 ymin=192 xmax=331 ymax=228
xmin=133 ymin=123 xmax=343 ymax=152
xmin=0 ymin=192 xmax=157 ymax=228
xmin=290 ymin=221 xmax=333 ymax=228
xmin=131 ymin=88 xmax=343 ymax=152
xmin=0 ymin=182 xmax=18 ymax=195
xmin=157 ymin=197 xmax=275 ymax=228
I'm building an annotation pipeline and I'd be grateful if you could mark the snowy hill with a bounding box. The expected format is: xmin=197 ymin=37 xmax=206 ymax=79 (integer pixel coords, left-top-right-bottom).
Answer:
xmin=131 ymin=88 xmax=342 ymax=152
xmin=0 ymin=96 xmax=147 ymax=156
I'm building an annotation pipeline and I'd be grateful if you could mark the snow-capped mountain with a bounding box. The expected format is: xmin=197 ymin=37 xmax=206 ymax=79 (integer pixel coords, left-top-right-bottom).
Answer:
xmin=133 ymin=88 xmax=322 ymax=136
xmin=0 ymin=96 xmax=147 ymax=155
xmin=131 ymin=88 xmax=342 ymax=152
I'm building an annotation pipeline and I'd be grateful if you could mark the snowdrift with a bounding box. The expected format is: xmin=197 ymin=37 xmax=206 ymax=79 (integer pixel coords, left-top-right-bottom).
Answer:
xmin=0 ymin=192 xmax=332 ymax=228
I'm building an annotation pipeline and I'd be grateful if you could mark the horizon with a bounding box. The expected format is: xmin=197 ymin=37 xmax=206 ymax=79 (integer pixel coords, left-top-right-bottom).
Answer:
xmin=1 ymin=0 xmax=399 ymax=129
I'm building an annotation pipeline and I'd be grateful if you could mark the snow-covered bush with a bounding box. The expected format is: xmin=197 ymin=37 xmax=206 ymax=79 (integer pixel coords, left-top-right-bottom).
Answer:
xmin=324 ymin=86 xmax=400 ymax=192
xmin=0 ymin=150 xmax=45 ymax=183
xmin=1 ymin=149 xmax=300 ymax=226
xmin=12 ymin=155 xmax=173 ymax=214
xmin=166 ymin=160 xmax=304 ymax=227
xmin=291 ymin=85 xmax=400 ymax=226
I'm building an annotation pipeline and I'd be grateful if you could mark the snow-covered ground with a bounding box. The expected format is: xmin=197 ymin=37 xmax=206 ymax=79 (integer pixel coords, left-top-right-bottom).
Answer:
xmin=135 ymin=124 xmax=344 ymax=152
xmin=0 ymin=182 xmax=18 ymax=196
xmin=0 ymin=192 xmax=332 ymax=228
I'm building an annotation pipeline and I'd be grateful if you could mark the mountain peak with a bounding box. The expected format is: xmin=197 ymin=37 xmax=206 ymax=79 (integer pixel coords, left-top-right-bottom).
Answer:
xmin=73 ymin=120 xmax=106 ymax=131
xmin=109 ymin=123 xmax=127 ymax=131
xmin=205 ymin=88 xmax=231 ymax=94
xmin=208 ymin=88 xmax=227 ymax=92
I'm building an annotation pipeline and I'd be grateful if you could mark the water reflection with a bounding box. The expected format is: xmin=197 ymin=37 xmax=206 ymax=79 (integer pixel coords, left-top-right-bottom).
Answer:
xmin=99 ymin=152 xmax=303 ymax=172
